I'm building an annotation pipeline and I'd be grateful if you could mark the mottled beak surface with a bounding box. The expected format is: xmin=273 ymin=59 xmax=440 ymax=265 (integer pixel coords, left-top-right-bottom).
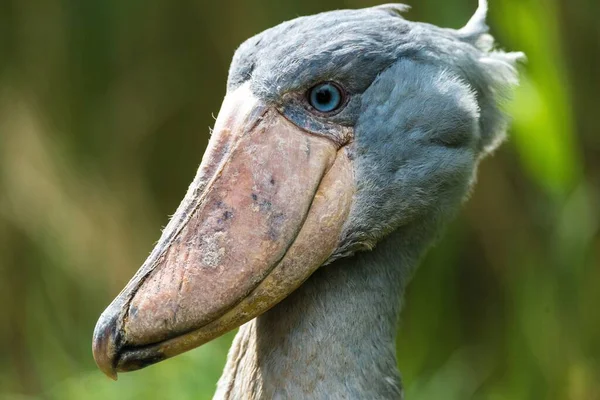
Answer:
xmin=92 ymin=83 xmax=354 ymax=379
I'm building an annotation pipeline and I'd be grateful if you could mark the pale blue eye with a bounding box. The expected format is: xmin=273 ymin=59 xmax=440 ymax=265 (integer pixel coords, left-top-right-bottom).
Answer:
xmin=308 ymin=83 xmax=343 ymax=113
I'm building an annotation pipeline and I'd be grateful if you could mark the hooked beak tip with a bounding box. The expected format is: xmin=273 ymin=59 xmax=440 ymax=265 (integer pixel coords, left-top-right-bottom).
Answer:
xmin=92 ymin=313 xmax=120 ymax=381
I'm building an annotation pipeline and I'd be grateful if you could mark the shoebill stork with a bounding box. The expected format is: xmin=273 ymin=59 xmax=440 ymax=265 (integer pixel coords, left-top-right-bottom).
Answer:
xmin=93 ymin=1 xmax=523 ymax=398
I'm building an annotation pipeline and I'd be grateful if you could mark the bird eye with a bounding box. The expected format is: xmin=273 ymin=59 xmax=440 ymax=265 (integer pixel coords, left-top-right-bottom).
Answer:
xmin=308 ymin=82 xmax=344 ymax=113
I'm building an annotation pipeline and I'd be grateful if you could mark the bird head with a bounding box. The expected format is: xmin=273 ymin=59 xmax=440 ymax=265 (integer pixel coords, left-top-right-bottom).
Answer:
xmin=93 ymin=1 xmax=523 ymax=379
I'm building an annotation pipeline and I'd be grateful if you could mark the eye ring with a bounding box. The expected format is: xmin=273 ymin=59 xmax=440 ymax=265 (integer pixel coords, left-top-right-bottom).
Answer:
xmin=307 ymin=82 xmax=346 ymax=114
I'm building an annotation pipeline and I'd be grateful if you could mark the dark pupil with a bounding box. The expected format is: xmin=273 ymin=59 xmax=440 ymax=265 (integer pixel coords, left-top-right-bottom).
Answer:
xmin=316 ymin=88 xmax=332 ymax=105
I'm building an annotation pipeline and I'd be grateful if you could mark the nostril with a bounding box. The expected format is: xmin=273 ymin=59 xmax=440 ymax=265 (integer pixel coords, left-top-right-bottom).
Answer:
xmin=92 ymin=310 xmax=122 ymax=381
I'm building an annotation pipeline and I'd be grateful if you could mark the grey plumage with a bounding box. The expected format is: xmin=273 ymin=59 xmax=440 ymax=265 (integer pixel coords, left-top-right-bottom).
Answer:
xmin=216 ymin=2 xmax=522 ymax=399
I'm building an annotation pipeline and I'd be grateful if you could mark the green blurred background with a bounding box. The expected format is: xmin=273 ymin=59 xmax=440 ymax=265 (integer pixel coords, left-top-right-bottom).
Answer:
xmin=0 ymin=0 xmax=598 ymax=398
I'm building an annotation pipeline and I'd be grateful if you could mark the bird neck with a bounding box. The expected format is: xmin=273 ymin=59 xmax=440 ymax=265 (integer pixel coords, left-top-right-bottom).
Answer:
xmin=214 ymin=226 xmax=430 ymax=400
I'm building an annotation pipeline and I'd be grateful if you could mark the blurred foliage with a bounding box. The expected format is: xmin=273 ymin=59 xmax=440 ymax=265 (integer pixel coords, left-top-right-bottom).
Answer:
xmin=0 ymin=0 xmax=598 ymax=399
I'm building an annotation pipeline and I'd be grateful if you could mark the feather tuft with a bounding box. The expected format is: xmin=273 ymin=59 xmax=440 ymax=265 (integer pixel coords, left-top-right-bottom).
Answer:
xmin=372 ymin=3 xmax=411 ymax=17
xmin=460 ymin=0 xmax=489 ymax=37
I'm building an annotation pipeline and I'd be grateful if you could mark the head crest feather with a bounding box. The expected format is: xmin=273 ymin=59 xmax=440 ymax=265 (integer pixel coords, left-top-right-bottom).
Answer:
xmin=460 ymin=0 xmax=489 ymax=37
xmin=372 ymin=3 xmax=411 ymax=17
